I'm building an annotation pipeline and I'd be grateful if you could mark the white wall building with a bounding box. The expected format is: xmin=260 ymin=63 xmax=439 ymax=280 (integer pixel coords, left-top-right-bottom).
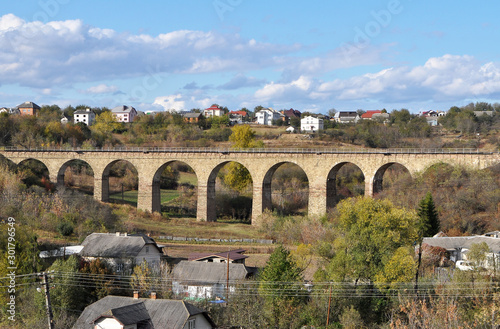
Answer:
xmin=301 ymin=116 xmax=324 ymax=132
xmin=73 ymin=108 xmax=96 ymax=126
xmin=203 ymin=105 xmax=224 ymax=118
xmin=255 ymin=108 xmax=281 ymax=125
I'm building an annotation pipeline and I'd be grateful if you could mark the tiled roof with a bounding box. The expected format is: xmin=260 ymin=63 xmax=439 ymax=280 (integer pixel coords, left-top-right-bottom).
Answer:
xmin=73 ymin=296 xmax=214 ymax=329
xmin=188 ymin=249 xmax=248 ymax=262
xmin=80 ymin=233 xmax=161 ymax=258
xmin=172 ymin=261 xmax=253 ymax=284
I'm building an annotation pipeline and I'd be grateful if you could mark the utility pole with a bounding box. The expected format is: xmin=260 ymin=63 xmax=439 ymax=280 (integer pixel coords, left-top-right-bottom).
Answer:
xmin=326 ymin=284 xmax=332 ymax=326
xmin=226 ymin=252 xmax=230 ymax=302
xmin=41 ymin=272 xmax=54 ymax=329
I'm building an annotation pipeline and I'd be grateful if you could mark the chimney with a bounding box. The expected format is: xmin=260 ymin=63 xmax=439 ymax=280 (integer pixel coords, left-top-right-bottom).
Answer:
xmin=150 ymin=292 xmax=156 ymax=300
xmin=133 ymin=291 xmax=139 ymax=299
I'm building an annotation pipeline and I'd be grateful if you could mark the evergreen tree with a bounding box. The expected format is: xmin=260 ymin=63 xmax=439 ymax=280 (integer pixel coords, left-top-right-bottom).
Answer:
xmin=415 ymin=191 xmax=440 ymax=293
xmin=417 ymin=192 xmax=440 ymax=237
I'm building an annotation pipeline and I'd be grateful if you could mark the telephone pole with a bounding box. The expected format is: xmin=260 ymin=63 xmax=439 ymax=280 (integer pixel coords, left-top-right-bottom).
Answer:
xmin=41 ymin=272 xmax=54 ymax=329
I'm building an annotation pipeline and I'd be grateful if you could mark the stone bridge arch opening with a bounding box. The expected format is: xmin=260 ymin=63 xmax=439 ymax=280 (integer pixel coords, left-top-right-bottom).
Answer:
xmin=17 ymin=158 xmax=52 ymax=191
xmin=57 ymin=159 xmax=94 ymax=195
xmin=206 ymin=161 xmax=253 ymax=222
xmin=372 ymin=162 xmax=411 ymax=196
xmin=102 ymin=160 xmax=138 ymax=206
xmin=327 ymin=162 xmax=365 ymax=209
xmin=152 ymin=161 xmax=198 ymax=217
xmin=263 ymin=162 xmax=309 ymax=216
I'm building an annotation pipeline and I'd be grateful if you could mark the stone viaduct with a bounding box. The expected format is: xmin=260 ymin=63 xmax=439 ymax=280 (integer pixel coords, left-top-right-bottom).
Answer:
xmin=1 ymin=147 xmax=498 ymax=224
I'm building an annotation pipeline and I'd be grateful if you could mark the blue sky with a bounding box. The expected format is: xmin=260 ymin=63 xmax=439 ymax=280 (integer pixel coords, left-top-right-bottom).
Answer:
xmin=1 ymin=0 xmax=500 ymax=114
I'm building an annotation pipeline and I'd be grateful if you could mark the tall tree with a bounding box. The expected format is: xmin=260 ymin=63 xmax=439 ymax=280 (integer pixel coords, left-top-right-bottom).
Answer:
xmin=258 ymin=245 xmax=304 ymax=327
xmin=322 ymin=197 xmax=418 ymax=283
xmin=223 ymin=125 xmax=263 ymax=193
xmin=414 ymin=192 xmax=440 ymax=293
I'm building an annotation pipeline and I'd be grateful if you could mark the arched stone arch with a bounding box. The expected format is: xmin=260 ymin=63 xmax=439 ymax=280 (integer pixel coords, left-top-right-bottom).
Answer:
xmin=200 ymin=160 xmax=253 ymax=222
xmin=57 ymin=159 xmax=95 ymax=192
xmin=262 ymin=161 xmax=309 ymax=215
xmin=326 ymin=161 xmax=365 ymax=209
xmin=371 ymin=162 xmax=411 ymax=195
xmin=101 ymin=159 xmax=138 ymax=204
xmin=151 ymin=161 xmax=198 ymax=214
xmin=17 ymin=158 xmax=52 ymax=189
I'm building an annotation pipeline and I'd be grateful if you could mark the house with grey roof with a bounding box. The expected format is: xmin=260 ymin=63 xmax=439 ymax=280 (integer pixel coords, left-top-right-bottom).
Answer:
xmin=333 ymin=111 xmax=360 ymax=123
xmin=80 ymin=233 xmax=163 ymax=274
xmin=73 ymin=108 xmax=96 ymax=126
xmin=172 ymin=260 xmax=256 ymax=299
xmin=17 ymin=101 xmax=40 ymax=116
xmin=73 ymin=294 xmax=215 ymax=329
xmin=111 ymin=105 xmax=138 ymax=123
xmin=423 ymin=232 xmax=500 ymax=270
xmin=183 ymin=112 xmax=203 ymax=123
xmin=188 ymin=248 xmax=248 ymax=264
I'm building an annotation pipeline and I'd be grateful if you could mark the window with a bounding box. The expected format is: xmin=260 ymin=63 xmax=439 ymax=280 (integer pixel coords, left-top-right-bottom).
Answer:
xmin=188 ymin=319 xmax=196 ymax=329
xmin=145 ymin=246 xmax=149 ymax=253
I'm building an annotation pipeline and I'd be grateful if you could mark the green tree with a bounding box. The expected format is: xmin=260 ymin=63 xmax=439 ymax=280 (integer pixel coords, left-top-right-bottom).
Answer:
xmin=323 ymin=197 xmax=418 ymax=283
xmin=415 ymin=192 xmax=440 ymax=292
xmin=229 ymin=124 xmax=263 ymax=149
xmin=467 ymin=242 xmax=490 ymax=270
xmin=223 ymin=125 xmax=263 ymax=193
xmin=258 ymin=245 xmax=305 ymax=327
xmin=91 ymin=111 xmax=122 ymax=145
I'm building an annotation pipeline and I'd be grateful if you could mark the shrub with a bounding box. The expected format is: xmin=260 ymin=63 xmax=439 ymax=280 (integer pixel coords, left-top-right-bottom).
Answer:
xmin=57 ymin=221 xmax=74 ymax=236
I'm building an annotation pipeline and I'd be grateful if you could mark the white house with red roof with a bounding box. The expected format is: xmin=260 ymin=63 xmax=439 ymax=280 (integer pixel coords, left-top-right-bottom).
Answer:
xmin=228 ymin=110 xmax=249 ymax=124
xmin=203 ymin=104 xmax=224 ymax=118
xmin=361 ymin=110 xmax=389 ymax=121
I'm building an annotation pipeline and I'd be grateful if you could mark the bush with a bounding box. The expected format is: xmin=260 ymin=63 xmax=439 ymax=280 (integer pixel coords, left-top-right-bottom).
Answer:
xmin=57 ymin=221 xmax=74 ymax=236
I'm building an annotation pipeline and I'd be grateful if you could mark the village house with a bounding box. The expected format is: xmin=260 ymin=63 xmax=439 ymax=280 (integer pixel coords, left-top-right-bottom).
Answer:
xmin=282 ymin=108 xmax=301 ymax=119
xmin=188 ymin=248 xmax=248 ymax=264
xmin=228 ymin=110 xmax=249 ymax=124
xmin=73 ymin=108 xmax=96 ymax=126
xmin=255 ymin=107 xmax=281 ymax=125
xmin=183 ymin=112 xmax=203 ymax=123
xmin=172 ymin=260 xmax=256 ymax=299
xmin=361 ymin=110 xmax=389 ymax=121
xmin=423 ymin=231 xmax=500 ymax=269
xmin=17 ymin=101 xmax=40 ymax=116
xmin=203 ymin=104 xmax=224 ymax=118
xmin=60 ymin=114 xmax=70 ymax=124
xmin=301 ymin=115 xmax=324 ymax=132
xmin=79 ymin=232 xmax=163 ymax=273
xmin=333 ymin=111 xmax=360 ymax=123
xmin=73 ymin=293 xmax=215 ymax=329
xmin=111 ymin=105 xmax=138 ymax=123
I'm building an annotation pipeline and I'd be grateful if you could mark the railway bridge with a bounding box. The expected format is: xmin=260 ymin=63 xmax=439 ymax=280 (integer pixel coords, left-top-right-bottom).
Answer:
xmin=1 ymin=147 xmax=498 ymax=224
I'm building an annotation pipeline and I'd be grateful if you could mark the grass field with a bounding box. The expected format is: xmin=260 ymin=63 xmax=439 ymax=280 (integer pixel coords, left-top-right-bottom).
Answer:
xmin=109 ymin=189 xmax=180 ymax=206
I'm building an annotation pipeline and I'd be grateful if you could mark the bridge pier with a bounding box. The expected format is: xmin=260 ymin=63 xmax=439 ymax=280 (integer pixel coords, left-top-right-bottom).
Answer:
xmin=308 ymin=183 xmax=327 ymax=218
xmin=197 ymin=181 xmax=217 ymax=222
xmin=364 ymin=174 xmax=375 ymax=197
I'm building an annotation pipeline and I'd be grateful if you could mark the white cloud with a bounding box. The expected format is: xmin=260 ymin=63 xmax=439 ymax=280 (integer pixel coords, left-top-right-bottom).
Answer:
xmin=84 ymin=84 xmax=119 ymax=94
xmin=0 ymin=14 xmax=299 ymax=89
xmin=153 ymin=94 xmax=186 ymax=112
xmin=0 ymin=14 xmax=24 ymax=31
xmin=253 ymin=54 xmax=500 ymax=108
